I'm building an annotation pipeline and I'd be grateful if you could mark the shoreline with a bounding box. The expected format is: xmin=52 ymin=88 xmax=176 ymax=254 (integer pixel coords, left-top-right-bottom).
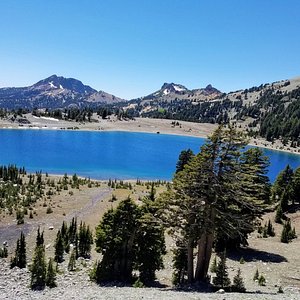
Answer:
xmin=1 ymin=115 xmax=300 ymax=155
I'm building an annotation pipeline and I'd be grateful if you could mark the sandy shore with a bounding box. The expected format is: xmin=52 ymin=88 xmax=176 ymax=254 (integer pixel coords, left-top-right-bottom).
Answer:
xmin=1 ymin=114 xmax=300 ymax=155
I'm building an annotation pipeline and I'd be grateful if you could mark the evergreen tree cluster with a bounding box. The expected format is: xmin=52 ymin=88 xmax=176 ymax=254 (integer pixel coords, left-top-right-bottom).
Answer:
xmin=0 ymin=167 xmax=97 ymax=224
xmin=30 ymin=228 xmax=57 ymax=290
xmin=10 ymin=231 xmax=26 ymax=269
xmin=272 ymin=165 xmax=300 ymax=223
xmin=91 ymin=193 xmax=166 ymax=286
xmin=258 ymin=220 xmax=275 ymax=238
xmin=210 ymin=253 xmax=246 ymax=292
xmin=162 ymin=127 xmax=271 ymax=285
xmin=281 ymin=219 xmax=297 ymax=243
xmin=54 ymin=218 xmax=93 ymax=264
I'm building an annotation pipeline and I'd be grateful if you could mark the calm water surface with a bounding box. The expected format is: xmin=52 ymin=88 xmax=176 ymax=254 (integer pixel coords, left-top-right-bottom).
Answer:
xmin=0 ymin=129 xmax=299 ymax=182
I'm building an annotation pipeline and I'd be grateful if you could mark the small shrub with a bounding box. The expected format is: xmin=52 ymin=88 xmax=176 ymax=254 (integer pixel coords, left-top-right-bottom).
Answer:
xmin=46 ymin=207 xmax=53 ymax=214
xmin=239 ymin=257 xmax=245 ymax=264
xmin=133 ymin=278 xmax=145 ymax=288
xmin=258 ymin=274 xmax=266 ymax=286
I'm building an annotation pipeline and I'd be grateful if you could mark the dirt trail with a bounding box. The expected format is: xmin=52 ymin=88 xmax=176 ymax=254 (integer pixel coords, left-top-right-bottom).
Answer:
xmin=0 ymin=187 xmax=111 ymax=250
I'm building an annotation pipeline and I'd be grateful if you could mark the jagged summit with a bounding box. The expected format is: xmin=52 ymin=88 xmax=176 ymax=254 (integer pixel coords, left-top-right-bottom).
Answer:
xmin=140 ymin=82 xmax=221 ymax=102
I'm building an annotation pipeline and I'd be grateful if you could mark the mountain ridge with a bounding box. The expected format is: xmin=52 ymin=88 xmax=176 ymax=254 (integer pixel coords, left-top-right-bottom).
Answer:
xmin=0 ymin=75 xmax=125 ymax=109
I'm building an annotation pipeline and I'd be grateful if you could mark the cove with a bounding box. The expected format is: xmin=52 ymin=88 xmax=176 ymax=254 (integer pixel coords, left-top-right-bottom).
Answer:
xmin=0 ymin=129 xmax=299 ymax=182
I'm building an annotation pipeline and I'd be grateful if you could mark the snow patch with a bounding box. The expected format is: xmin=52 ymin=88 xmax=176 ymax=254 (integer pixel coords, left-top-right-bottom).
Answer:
xmin=163 ymin=89 xmax=170 ymax=95
xmin=173 ymin=85 xmax=185 ymax=92
xmin=40 ymin=117 xmax=59 ymax=122
xmin=49 ymin=81 xmax=57 ymax=89
xmin=59 ymin=84 xmax=64 ymax=89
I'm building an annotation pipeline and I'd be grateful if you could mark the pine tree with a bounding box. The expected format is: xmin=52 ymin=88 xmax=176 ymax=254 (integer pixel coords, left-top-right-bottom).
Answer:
xmin=172 ymin=239 xmax=188 ymax=286
xmin=266 ymin=219 xmax=275 ymax=237
xmin=0 ymin=246 xmax=8 ymax=258
xmin=30 ymin=245 xmax=46 ymax=290
xmin=36 ymin=227 xmax=44 ymax=247
xmin=162 ymin=126 xmax=266 ymax=283
xmin=95 ymin=197 xmax=140 ymax=283
xmin=281 ymin=219 xmax=297 ymax=243
xmin=135 ymin=211 xmax=166 ymax=285
xmin=271 ymin=165 xmax=294 ymax=202
xmin=78 ymin=222 xmax=93 ymax=259
xmin=253 ymin=268 xmax=259 ymax=281
xmin=54 ymin=230 xmax=64 ymax=263
xmin=213 ymin=252 xmax=231 ymax=288
xmin=232 ymin=268 xmax=246 ymax=292
xmin=45 ymin=258 xmax=56 ymax=288
xmin=94 ymin=196 xmax=166 ymax=284
xmin=175 ymin=149 xmax=194 ymax=173
xmin=10 ymin=231 xmax=26 ymax=268
xmin=275 ymin=204 xmax=284 ymax=223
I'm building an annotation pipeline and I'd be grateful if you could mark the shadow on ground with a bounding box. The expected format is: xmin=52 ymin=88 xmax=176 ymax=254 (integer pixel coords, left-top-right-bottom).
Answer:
xmin=228 ymin=247 xmax=288 ymax=263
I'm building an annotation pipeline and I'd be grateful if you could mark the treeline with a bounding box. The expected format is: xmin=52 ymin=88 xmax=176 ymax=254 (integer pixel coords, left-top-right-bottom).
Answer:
xmin=140 ymin=98 xmax=243 ymax=124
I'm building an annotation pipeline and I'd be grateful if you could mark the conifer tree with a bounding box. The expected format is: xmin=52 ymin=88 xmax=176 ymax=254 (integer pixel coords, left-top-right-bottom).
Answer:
xmin=36 ymin=227 xmax=44 ymax=247
xmin=175 ymin=149 xmax=194 ymax=173
xmin=95 ymin=198 xmax=140 ymax=283
xmin=172 ymin=239 xmax=188 ymax=285
xmin=30 ymin=230 xmax=46 ymax=290
xmin=94 ymin=196 xmax=165 ymax=284
xmin=45 ymin=258 xmax=56 ymax=288
xmin=213 ymin=252 xmax=231 ymax=288
xmin=266 ymin=219 xmax=275 ymax=237
xmin=275 ymin=204 xmax=284 ymax=223
xmin=272 ymin=165 xmax=294 ymax=203
xmin=162 ymin=126 xmax=266 ymax=283
xmin=281 ymin=219 xmax=297 ymax=243
xmin=10 ymin=231 xmax=26 ymax=268
xmin=78 ymin=221 xmax=93 ymax=259
xmin=253 ymin=268 xmax=259 ymax=281
xmin=232 ymin=268 xmax=246 ymax=292
xmin=0 ymin=246 xmax=8 ymax=258
xmin=54 ymin=230 xmax=64 ymax=263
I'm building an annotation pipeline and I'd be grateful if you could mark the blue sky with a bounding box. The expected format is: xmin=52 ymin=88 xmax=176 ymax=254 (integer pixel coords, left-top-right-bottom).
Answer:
xmin=0 ymin=0 xmax=299 ymax=99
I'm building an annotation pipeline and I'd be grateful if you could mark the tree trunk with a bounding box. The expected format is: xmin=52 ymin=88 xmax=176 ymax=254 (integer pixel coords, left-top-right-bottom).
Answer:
xmin=187 ymin=237 xmax=194 ymax=283
xmin=194 ymin=207 xmax=216 ymax=282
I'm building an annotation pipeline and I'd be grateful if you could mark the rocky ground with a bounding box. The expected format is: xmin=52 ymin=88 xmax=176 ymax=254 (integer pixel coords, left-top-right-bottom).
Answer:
xmin=0 ymin=260 xmax=300 ymax=300
xmin=1 ymin=181 xmax=300 ymax=299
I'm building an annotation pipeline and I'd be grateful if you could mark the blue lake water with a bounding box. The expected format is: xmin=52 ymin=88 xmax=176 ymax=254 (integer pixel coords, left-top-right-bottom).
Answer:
xmin=0 ymin=129 xmax=300 ymax=182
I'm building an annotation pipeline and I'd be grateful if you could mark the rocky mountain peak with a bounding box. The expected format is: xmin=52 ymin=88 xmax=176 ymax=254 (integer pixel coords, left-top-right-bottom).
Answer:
xmin=33 ymin=75 xmax=96 ymax=94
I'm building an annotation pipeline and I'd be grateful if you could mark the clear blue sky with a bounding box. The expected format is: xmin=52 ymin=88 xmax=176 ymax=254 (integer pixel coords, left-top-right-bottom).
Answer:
xmin=0 ymin=0 xmax=299 ymax=99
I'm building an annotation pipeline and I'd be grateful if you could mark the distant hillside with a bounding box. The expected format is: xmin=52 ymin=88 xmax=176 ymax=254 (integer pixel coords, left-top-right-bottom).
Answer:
xmin=122 ymin=77 xmax=300 ymax=144
xmin=0 ymin=75 xmax=125 ymax=109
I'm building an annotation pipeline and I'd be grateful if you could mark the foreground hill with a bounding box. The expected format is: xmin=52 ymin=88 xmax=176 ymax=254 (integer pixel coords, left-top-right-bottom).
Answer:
xmin=0 ymin=75 xmax=125 ymax=109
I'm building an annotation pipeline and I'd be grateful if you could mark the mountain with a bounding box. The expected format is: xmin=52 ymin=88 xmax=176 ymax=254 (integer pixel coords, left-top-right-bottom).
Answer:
xmin=122 ymin=77 xmax=300 ymax=144
xmin=0 ymin=75 xmax=125 ymax=109
xmin=141 ymin=82 xmax=221 ymax=102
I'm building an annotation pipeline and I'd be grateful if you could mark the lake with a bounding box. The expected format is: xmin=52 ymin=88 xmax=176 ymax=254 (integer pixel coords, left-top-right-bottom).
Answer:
xmin=0 ymin=129 xmax=300 ymax=182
